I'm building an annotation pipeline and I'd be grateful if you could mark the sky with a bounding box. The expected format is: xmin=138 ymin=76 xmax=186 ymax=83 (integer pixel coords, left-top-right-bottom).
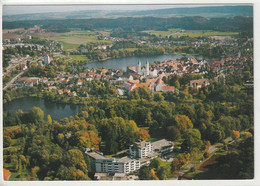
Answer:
xmin=3 ymin=4 xmax=225 ymax=16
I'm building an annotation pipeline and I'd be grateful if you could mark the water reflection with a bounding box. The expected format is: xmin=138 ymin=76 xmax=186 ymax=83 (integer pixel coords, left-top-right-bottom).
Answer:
xmin=4 ymin=97 xmax=80 ymax=121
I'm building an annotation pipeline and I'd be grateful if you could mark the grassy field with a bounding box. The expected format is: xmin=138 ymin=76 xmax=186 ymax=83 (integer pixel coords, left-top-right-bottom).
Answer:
xmin=65 ymin=55 xmax=90 ymax=62
xmin=143 ymin=29 xmax=239 ymax=38
xmin=63 ymin=30 xmax=98 ymax=36
xmin=142 ymin=29 xmax=181 ymax=38
xmin=49 ymin=35 xmax=113 ymax=50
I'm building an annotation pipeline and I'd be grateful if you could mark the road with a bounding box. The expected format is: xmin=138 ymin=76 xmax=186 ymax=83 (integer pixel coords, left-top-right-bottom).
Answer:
xmin=3 ymin=71 xmax=24 ymax=91
xmin=169 ymin=137 xmax=235 ymax=180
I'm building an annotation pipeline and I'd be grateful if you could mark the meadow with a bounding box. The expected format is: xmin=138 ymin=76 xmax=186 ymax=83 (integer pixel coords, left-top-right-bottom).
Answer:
xmin=49 ymin=34 xmax=113 ymax=50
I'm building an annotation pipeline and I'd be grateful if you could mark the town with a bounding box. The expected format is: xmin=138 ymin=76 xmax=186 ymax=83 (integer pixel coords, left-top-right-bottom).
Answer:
xmin=3 ymin=5 xmax=254 ymax=182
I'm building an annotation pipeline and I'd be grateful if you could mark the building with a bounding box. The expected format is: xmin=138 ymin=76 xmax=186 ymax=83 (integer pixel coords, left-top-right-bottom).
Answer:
xmin=86 ymin=139 xmax=174 ymax=176
xmin=151 ymin=139 xmax=174 ymax=154
xmin=189 ymin=78 xmax=210 ymax=89
xmin=44 ymin=53 xmax=50 ymax=65
xmin=86 ymin=150 xmax=140 ymax=174
xmin=129 ymin=141 xmax=153 ymax=158
xmin=26 ymin=35 xmax=32 ymax=39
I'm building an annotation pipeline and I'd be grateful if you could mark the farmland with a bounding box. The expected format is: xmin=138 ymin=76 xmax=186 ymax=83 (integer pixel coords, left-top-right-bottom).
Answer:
xmin=143 ymin=29 xmax=239 ymax=38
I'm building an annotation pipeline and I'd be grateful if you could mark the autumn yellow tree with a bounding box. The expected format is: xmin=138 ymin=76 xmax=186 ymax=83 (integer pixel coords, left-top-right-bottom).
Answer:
xmin=232 ymin=130 xmax=240 ymax=139
xmin=135 ymin=129 xmax=150 ymax=141
xmin=149 ymin=168 xmax=159 ymax=180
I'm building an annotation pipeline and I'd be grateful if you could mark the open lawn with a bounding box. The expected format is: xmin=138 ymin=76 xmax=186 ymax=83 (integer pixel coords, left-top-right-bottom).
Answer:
xmin=65 ymin=55 xmax=90 ymax=62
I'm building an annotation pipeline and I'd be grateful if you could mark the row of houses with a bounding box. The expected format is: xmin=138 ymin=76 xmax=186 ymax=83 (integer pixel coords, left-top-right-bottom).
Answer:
xmin=124 ymin=78 xmax=176 ymax=93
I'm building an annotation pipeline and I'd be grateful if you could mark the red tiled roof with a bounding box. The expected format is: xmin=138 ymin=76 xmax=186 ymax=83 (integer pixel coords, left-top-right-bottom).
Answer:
xmin=190 ymin=79 xmax=209 ymax=86
xmin=162 ymin=86 xmax=175 ymax=90
xmin=145 ymin=78 xmax=158 ymax=85
xmin=128 ymin=80 xmax=140 ymax=84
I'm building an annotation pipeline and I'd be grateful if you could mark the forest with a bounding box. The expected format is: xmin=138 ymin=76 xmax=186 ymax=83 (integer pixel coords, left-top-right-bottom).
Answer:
xmin=3 ymin=16 xmax=253 ymax=33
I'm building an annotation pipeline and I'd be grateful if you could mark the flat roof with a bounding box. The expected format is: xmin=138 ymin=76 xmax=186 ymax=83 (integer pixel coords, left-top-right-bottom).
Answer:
xmin=116 ymin=156 xmax=133 ymax=163
xmin=86 ymin=151 xmax=112 ymax=160
xmin=152 ymin=139 xmax=173 ymax=150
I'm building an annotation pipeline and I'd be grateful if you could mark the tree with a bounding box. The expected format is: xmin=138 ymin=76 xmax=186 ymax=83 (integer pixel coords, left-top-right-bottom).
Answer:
xmin=232 ymin=130 xmax=240 ymax=139
xmin=31 ymin=166 xmax=40 ymax=180
xmin=150 ymin=168 xmax=159 ymax=180
xmin=138 ymin=166 xmax=151 ymax=180
xmin=47 ymin=115 xmax=52 ymax=125
xmin=243 ymin=71 xmax=251 ymax=81
xmin=66 ymin=149 xmax=85 ymax=167
xmin=3 ymin=135 xmax=12 ymax=147
xmin=153 ymin=92 xmax=164 ymax=102
xmin=182 ymin=129 xmax=202 ymax=152
xmin=171 ymin=158 xmax=180 ymax=173
xmin=135 ymin=129 xmax=150 ymax=141
xmin=29 ymin=107 xmax=44 ymax=123
xmin=165 ymin=126 xmax=181 ymax=141
xmin=174 ymin=115 xmax=193 ymax=132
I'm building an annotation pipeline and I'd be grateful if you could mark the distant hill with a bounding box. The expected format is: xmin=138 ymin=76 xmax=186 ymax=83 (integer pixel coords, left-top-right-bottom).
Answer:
xmin=107 ymin=5 xmax=253 ymax=18
xmin=3 ymin=16 xmax=253 ymax=33
xmin=3 ymin=5 xmax=253 ymax=22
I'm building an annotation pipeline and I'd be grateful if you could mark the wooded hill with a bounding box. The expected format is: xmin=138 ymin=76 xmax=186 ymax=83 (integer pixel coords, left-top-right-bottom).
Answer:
xmin=3 ymin=16 xmax=253 ymax=33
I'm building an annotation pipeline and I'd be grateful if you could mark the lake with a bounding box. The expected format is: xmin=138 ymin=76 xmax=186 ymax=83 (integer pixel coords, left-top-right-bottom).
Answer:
xmin=84 ymin=54 xmax=202 ymax=71
xmin=3 ymin=97 xmax=81 ymax=121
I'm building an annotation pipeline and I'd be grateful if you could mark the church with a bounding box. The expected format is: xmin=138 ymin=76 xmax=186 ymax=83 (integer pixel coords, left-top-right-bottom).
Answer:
xmin=127 ymin=60 xmax=157 ymax=77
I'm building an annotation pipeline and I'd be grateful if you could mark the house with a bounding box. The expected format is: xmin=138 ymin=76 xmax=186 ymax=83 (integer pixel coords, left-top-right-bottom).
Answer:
xmin=26 ymin=35 xmax=32 ymax=39
xmin=88 ymin=71 xmax=96 ymax=77
xmin=41 ymin=77 xmax=48 ymax=83
xmin=79 ymin=73 xmax=86 ymax=78
xmin=63 ymin=88 xmax=71 ymax=95
xmin=57 ymin=90 xmax=63 ymax=95
xmin=154 ymin=78 xmax=164 ymax=92
xmin=129 ymin=83 xmax=154 ymax=92
xmin=77 ymin=79 xmax=83 ymax=86
xmin=67 ymin=74 xmax=74 ymax=79
xmin=124 ymin=80 xmax=140 ymax=91
xmin=129 ymin=141 xmax=153 ymax=158
xmin=21 ymin=64 xmax=27 ymax=70
xmin=71 ymin=91 xmax=77 ymax=96
xmin=189 ymin=79 xmax=210 ymax=89
xmin=22 ymin=78 xmax=39 ymax=87
xmin=86 ymin=76 xmax=93 ymax=81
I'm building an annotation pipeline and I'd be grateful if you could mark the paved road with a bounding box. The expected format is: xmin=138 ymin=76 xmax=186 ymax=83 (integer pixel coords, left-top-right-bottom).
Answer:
xmin=3 ymin=71 xmax=24 ymax=91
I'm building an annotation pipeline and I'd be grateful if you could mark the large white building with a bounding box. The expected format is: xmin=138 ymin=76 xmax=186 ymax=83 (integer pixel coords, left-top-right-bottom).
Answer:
xmin=44 ymin=53 xmax=50 ymax=65
xmin=86 ymin=150 xmax=140 ymax=174
xmin=129 ymin=141 xmax=153 ymax=158
xmin=86 ymin=139 xmax=174 ymax=177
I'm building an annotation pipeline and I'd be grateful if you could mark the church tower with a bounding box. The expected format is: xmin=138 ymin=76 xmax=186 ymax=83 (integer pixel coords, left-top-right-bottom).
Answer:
xmin=137 ymin=60 xmax=142 ymax=75
xmin=146 ymin=60 xmax=149 ymax=76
